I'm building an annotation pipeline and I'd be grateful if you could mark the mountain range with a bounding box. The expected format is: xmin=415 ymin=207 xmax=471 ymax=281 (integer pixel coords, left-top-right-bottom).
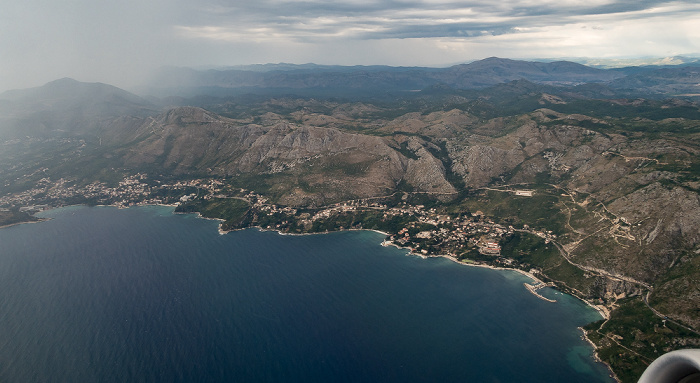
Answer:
xmin=1 ymin=57 xmax=699 ymax=382
xmin=142 ymin=57 xmax=700 ymax=98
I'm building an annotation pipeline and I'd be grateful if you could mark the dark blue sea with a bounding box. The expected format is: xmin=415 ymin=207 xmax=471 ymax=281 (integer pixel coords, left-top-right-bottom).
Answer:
xmin=0 ymin=205 xmax=614 ymax=382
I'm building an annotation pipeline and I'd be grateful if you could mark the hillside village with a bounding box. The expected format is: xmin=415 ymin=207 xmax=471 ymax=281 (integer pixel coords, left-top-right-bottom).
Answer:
xmin=1 ymin=173 xmax=561 ymax=273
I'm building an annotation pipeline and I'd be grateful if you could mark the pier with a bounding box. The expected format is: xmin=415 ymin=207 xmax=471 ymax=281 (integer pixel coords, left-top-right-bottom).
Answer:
xmin=524 ymin=282 xmax=557 ymax=303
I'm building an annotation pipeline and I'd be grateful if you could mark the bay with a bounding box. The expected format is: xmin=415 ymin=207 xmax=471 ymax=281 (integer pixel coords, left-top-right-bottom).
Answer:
xmin=0 ymin=205 xmax=614 ymax=382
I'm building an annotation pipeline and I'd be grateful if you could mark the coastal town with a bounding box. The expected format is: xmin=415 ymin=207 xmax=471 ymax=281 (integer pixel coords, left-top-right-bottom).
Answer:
xmin=1 ymin=173 xmax=559 ymax=280
xmin=2 ymin=172 xmax=680 ymax=382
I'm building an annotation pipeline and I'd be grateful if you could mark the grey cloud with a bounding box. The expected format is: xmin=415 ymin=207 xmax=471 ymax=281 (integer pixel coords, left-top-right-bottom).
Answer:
xmin=184 ymin=0 xmax=696 ymax=41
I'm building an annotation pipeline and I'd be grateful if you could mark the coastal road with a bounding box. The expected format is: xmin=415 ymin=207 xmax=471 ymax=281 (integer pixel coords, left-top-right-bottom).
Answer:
xmin=642 ymin=291 xmax=700 ymax=336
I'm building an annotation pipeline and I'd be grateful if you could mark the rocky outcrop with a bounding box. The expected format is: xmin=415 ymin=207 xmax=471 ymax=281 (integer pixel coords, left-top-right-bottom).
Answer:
xmin=449 ymin=144 xmax=524 ymax=187
xmin=608 ymin=183 xmax=700 ymax=247
xmin=403 ymin=138 xmax=456 ymax=194
xmin=446 ymin=118 xmax=619 ymax=188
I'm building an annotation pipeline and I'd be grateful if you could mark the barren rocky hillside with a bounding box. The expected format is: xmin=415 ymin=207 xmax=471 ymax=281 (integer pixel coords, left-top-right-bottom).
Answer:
xmin=121 ymin=106 xmax=455 ymax=206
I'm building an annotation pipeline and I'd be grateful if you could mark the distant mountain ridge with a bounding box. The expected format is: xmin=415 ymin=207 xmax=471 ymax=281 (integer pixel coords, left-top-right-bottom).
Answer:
xmin=143 ymin=57 xmax=700 ymax=99
xmin=144 ymin=57 xmax=621 ymax=95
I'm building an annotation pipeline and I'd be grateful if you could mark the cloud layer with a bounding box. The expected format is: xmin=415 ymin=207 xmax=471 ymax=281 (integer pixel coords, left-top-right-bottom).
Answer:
xmin=1 ymin=0 xmax=699 ymax=91
xmin=179 ymin=0 xmax=699 ymax=41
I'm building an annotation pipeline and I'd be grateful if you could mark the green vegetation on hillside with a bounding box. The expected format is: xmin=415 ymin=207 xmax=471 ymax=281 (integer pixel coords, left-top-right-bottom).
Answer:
xmin=0 ymin=208 xmax=40 ymax=227
xmin=584 ymin=298 xmax=700 ymax=383
xmin=446 ymin=188 xmax=568 ymax=235
xmin=176 ymin=198 xmax=250 ymax=230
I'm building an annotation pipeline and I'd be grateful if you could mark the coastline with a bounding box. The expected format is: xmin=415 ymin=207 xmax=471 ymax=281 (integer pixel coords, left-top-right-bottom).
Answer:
xmin=173 ymin=210 xmax=228 ymax=235
xmin=7 ymin=203 xmax=618 ymax=382
xmin=148 ymin=203 xmax=616 ymax=327
xmin=215 ymin=214 xmax=612 ymax=320
xmin=133 ymin=203 xmax=615 ymax=321
xmin=214 ymin=214 xmax=618 ymax=382
xmin=15 ymin=203 xmax=612 ymax=321
xmin=0 ymin=217 xmax=49 ymax=229
xmin=435 ymin=250 xmax=610 ymax=320
xmin=0 ymin=202 xmax=620 ymax=382
xmin=579 ymin=327 xmax=621 ymax=383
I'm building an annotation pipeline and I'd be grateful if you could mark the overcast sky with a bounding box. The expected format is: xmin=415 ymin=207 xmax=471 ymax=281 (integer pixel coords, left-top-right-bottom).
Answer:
xmin=1 ymin=0 xmax=699 ymax=91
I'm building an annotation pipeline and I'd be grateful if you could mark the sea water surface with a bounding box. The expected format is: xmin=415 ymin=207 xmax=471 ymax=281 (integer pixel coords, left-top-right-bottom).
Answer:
xmin=0 ymin=205 xmax=614 ymax=382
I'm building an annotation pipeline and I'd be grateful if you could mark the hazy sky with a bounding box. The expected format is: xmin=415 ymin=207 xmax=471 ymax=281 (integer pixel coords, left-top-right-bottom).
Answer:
xmin=1 ymin=0 xmax=699 ymax=91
